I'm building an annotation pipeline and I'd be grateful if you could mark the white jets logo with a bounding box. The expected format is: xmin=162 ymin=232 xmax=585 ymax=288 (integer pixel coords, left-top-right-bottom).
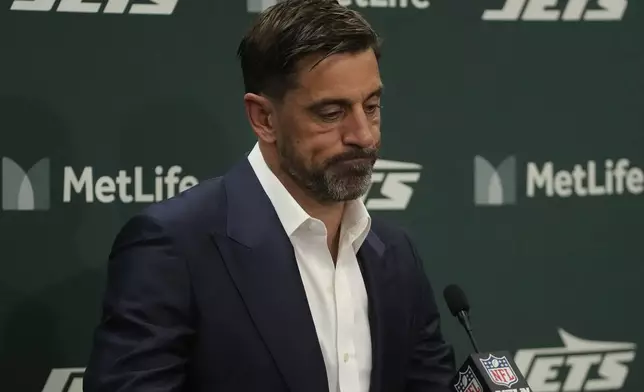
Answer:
xmin=10 ymin=0 xmax=178 ymax=14
xmin=483 ymin=0 xmax=627 ymax=21
xmin=515 ymin=328 xmax=636 ymax=392
xmin=41 ymin=368 xmax=84 ymax=392
xmin=362 ymin=159 xmax=421 ymax=210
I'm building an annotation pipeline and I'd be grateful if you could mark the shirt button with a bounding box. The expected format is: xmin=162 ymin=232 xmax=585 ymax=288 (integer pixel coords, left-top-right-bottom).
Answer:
xmin=343 ymin=353 xmax=350 ymax=363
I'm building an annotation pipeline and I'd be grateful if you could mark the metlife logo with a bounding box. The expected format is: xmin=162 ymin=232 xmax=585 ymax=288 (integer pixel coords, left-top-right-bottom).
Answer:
xmin=482 ymin=0 xmax=627 ymax=21
xmin=1 ymin=157 xmax=420 ymax=211
xmin=473 ymin=155 xmax=644 ymax=206
xmin=515 ymin=328 xmax=636 ymax=392
xmin=10 ymin=0 xmax=178 ymax=14
xmin=0 ymin=157 xmax=198 ymax=210
xmin=2 ymin=157 xmax=50 ymax=211
xmin=62 ymin=165 xmax=198 ymax=204
xmin=474 ymin=155 xmax=516 ymax=206
xmin=247 ymin=0 xmax=429 ymax=13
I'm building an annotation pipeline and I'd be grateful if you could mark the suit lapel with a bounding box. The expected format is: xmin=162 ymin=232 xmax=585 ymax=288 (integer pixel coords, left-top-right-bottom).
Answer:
xmin=357 ymin=231 xmax=388 ymax=392
xmin=212 ymin=159 xmax=328 ymax=392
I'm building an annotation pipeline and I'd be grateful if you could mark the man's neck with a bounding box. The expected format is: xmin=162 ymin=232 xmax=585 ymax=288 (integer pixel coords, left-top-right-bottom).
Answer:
xmin=274 ymin=168 xmax=345 ymax=261
xmin=263 ymin=149 xmax=346 ymax=262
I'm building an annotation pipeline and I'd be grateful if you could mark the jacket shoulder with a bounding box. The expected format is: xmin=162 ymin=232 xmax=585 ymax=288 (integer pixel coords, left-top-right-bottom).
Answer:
xmin=367 ymin=217 xmax=429 ymax=273
xmin=128 ymin=175 xmax=227 ymax=235
xmin=369 ymin=216 xmax=415 ymax=248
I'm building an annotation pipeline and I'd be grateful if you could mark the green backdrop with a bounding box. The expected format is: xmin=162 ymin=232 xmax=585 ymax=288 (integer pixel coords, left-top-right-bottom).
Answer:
xmin=1 ymin=1 xmax=642 ymax=391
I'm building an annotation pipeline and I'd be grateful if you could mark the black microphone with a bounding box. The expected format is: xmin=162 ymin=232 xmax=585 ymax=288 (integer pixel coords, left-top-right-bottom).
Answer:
xmin=443 ymin=284 xmax=532 ymax=392
xmin=444 ymin=284 xmax=480 ymax=353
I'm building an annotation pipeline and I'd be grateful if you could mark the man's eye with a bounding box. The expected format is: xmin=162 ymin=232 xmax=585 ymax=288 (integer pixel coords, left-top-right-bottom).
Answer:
xmin=320 ymin=111 xmax=343 ymax=121
xmin=365 ymin=104 xmax=381 ymax=114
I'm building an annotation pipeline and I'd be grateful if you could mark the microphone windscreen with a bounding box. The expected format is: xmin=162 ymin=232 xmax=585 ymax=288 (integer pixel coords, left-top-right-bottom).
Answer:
xmin=443 ymin=284 xmax=470 ymax=316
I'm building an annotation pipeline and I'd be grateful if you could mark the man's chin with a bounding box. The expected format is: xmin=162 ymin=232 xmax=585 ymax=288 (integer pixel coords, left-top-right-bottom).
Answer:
xmin=329 ymin=176 xmax=372 ymax=199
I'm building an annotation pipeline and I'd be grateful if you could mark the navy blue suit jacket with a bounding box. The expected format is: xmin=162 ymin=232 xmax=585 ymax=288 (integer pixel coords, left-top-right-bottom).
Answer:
xmin=83 ymin=157 xmax=455 ymax=392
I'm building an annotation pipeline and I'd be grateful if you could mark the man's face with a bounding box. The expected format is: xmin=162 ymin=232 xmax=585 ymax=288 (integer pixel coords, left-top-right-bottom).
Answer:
xmin=272 ymin=49 xmax=382 ymax=203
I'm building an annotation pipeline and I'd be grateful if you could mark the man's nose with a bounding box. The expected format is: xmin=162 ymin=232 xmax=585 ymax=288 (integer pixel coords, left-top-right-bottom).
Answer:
xmin=343 ymin=108 xmax=376 ymax=148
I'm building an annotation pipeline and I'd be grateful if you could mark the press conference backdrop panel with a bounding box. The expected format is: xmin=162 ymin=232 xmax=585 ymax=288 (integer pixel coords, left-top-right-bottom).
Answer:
xmin=0 ymin=0 xmax=642 ymax=391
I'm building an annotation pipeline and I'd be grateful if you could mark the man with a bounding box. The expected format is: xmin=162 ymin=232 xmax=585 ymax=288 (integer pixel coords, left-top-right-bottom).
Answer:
xmin=83 ymin=0 xmax=455 ymax=391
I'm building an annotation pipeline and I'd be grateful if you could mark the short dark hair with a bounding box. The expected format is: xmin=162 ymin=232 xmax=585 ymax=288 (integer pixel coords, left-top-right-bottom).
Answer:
xmin=237 ymin=0 xmax=382 ymax=101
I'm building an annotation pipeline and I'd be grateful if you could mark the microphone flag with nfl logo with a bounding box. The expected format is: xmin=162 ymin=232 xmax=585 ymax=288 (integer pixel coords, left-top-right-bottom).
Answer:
xmin=451 ymin=351 xmax=532 ymax=392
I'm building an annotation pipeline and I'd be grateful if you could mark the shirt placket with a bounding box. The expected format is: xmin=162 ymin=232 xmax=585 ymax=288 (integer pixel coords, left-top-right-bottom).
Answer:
xmin=335 ymin=240 xmax=360 ymax=392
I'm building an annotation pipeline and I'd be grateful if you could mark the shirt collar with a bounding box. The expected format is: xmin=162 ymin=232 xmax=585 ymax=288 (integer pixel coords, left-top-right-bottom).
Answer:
xmin=247 ymin=142 xmax=371 ymax=250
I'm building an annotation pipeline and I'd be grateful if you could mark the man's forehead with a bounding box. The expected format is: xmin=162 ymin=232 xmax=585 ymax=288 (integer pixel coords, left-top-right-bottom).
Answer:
xmin=291 ymin=50 xmax=382 ymax=101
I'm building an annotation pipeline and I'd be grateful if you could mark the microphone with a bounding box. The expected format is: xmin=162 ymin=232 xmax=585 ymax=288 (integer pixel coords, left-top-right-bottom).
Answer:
xmin=444 ymin=284 xmax=480 ymax=353
xmin=443 ymin=284 xmax=532 ymax=392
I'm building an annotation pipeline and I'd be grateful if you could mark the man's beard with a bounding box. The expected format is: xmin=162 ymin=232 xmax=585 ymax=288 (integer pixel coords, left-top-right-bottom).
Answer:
xmin=277 ymin=135 xmax=378 ymax=203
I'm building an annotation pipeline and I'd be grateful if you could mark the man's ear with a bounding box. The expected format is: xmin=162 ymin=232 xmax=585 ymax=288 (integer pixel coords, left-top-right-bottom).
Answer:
xmin=244 ymin=93 xmax=277 ymax=143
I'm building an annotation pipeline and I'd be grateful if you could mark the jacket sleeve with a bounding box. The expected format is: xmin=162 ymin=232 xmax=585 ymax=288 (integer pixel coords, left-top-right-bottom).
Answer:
xmin=403 ymin=232 xmax=456 ymax=392
xmin=83 ymin=213 xmax=195 ymax=392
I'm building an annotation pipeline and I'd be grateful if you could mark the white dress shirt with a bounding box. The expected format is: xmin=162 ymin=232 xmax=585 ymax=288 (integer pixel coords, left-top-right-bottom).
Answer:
xmin=247 ymin=142 xmax=372 ymax=392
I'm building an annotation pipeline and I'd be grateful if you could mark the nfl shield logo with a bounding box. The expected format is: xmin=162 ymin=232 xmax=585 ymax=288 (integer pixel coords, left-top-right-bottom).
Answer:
xmin=454 ymin=366 xmax=483 ymax=392
xmin=479 ymin=354 xmax=518 ymax=388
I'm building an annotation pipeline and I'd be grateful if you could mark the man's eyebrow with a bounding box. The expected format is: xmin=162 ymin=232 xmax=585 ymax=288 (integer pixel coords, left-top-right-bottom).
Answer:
xmin=306 ymin=86 xmax=384 ymax=111
xmin=367 ymin=85 xmax=384 ymax=100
